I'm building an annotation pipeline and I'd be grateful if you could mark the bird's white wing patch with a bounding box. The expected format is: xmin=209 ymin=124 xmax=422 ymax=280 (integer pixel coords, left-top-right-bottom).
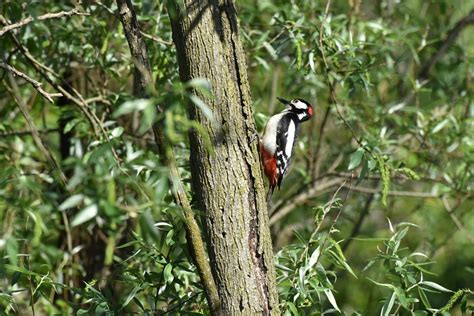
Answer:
xmin=285 ymin=120 xmax=296 ymax=158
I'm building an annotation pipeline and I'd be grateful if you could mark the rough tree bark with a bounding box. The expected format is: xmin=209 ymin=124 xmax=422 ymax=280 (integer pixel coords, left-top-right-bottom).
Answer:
xmin=168 ymin=1 xmax=280 ymax=314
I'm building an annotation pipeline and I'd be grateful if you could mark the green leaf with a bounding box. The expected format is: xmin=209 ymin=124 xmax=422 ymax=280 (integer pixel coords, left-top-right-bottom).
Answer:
xmin=138 ymin=102 xmax=157 ymax=134
xmin=113 ymin=99 xmax=152 ymax=117
xmin=420 ymin=281 xmax=453 ymax=293
xmin=357 ymin=158 xmax=369 ymax=185
xmin=348 ymin=148 xmax=364 ymax=170
xmin=432 ymin=119 xmax=449 ymax=134
xmin=120 ymin=284 xmax=144 ymax=310
xmin=188 ymin=94 xmax=213 ymax=120
xmin=324 ymin=289 xmax=341 ymax=313
xmin=63 ymin=118 xmax=81 ymax=133
xmin=287 ymin=302 xmax=299 ymax=315
xmin=418 ymin=288 xmax=432 ymax=309
xmin=6 ymin=238 xmax=19 ymax=267
xmin=164 ymin=263 xmax=174 ymax=284
xmin=307 ymin=246 xmax=320 ymax=270
xmin=186 ymin=78 xmax=211 ymax=93
xmin=255 ymin=56 xmax=270 ymax=70
xmin=111 ymin=126 xmax=124 ymax=138
xmin=380 ymin=291 xmax=396 ymax=316
xmin=58 ymin=194 xmax=84 ymax=211
xmin=71 ymin=204 xmax=98 ymax=227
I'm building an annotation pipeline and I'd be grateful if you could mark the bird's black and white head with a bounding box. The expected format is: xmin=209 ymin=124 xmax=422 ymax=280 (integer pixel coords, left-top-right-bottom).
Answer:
xmin=278 ymin=97 xmax=313 ymax=122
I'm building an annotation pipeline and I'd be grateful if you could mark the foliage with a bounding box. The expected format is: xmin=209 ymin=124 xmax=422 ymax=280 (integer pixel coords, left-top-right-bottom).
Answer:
xmin=0 ymin=0 xmax=473 ymax=314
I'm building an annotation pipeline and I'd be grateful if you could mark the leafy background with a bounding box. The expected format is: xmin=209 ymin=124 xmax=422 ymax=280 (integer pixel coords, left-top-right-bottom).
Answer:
xmin=0 ymin=0 xmax=473 ymax=314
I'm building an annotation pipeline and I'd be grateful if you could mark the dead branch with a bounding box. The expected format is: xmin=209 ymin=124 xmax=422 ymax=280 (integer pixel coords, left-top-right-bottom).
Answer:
xmin=0 ymin=62 xmax=62 ymax=103
xmin=3 ymin=32 xmax=101 ymax=136
xmin=269 ymin=178 xmax=342 ymax=226
xmin=0 ymin=8 xmax=89 ymax=37
xmin=419 ymin=9 xmax=474 ymax=79
xmin=0 ymin=128 xmax=59 ymax=138
xmin=4 ymin=76 xmax=67 ymax=185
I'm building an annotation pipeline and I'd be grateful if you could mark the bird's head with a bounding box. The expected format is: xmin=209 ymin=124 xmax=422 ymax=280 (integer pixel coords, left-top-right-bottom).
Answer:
xmin=277 ymin=97 xmax=313 ymax=122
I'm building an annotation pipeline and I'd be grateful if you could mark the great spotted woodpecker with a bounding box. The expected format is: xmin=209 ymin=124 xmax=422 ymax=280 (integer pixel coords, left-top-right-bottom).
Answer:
xmin=260 ymin=97 xmax=313 ymax=195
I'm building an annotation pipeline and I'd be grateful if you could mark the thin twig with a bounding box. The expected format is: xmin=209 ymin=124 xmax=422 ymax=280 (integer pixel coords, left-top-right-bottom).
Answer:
xmin=341 ymin=185 xmax=376 ymax=253
xmin=311 ymin=105 xmax=331 ymax=179
xmin=3 ymin=29 xmax=100 ymax=136
xmin=269 ymin=178 xmax=342 ymax=226
xmin=401 ymin=9 xmax=474 ymax=105
xmin=0 ymin=128 xmax=59 ymax=138
xmin=345 ymin=184 xmax=437 ymax=198
xmin=0 ymin=61 xmax=62 ymax=103
xmin=3 ymin=76 xmax=73 ymax=257
xmin=270 ymin=174 xmax=441 ymax=226
xmin=0 ymin=9 xmax=89 ymax=37
xmin=270 ymin=152 xmax=343 ymax=217
xmin=314 ymin=174 xmax=353 ymax=268
xmin=419 ymin=9 xmax=474 ymax=79
xmin=441 ymin=194 xmax=474 ymax=244
xmin=140 ymin=31 xmax=172 ymax=45
xmin=4 ymin=76 xmax=67 ymax=186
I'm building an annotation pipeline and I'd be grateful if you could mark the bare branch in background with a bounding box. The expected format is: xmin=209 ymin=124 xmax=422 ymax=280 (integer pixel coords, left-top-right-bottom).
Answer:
xmin=340 ymin=189 xmax=376 ymax=253
xmin=140 ymin=31 xmax=172 ymax=45
xmin=270 ymin=178 xmax=342 ymax=226
xmin=0 ymin=8 xmax=89 ymax=37
xmin=419 ymin=9 xmax=474 ymax=79
xmin=344 ymin=184 xmax=438 ymax=198
xmin=0 ymin=62 xmax=62 ymax=103
xmin=0 ymin=27 xmax=101 ymax=135
xmin=3 ymin=75 xmax=67 ymax=186
xmin=401 ymin=9 xmax=474 ymax=105
xmin=442 ymin=194 xmax=474 ymax=244
xmin=0 ymin=128 xmax=59 ymax=138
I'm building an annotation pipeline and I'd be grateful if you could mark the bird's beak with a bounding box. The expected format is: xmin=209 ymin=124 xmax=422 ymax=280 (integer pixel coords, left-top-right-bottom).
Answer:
xmin=277 ymin=97 xmax=290 ymax=105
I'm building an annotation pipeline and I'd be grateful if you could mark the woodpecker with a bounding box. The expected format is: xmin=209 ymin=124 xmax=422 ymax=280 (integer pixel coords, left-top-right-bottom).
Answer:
xmin=260 ymin=97 xmax=313 ymax=195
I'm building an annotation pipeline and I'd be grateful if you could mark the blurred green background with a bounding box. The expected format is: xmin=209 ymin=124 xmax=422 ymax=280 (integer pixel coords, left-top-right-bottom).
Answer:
xmin=0 ymin=0 xmax=473 ymax=314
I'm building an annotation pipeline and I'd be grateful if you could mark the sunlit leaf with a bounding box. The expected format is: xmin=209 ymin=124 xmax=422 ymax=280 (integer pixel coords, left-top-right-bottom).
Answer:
xmin=59 ymin=194 xmax=84 ymax=211
xmin=71 ymin=204 xmax=98 ymax=227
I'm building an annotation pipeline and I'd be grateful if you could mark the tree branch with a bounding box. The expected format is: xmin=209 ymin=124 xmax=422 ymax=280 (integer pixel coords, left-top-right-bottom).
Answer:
xmin=344 ymin=184 xmax=438 ymax=198
xmin=340 ymin=186 xmax=376 ymax=254
xmin=419 ymin=9 xmax=474 ymax=79
xmin=441 ymin=194 xmax=474 ymax=244
xmin=270 ymin=173 xmax=440 ymax=226
xmin=0 ymin=61 xmax=62 ymax=103
xmin=3 ymin=76 xmax=67 ymax=186
xmin=115 ymin=0 xmax=221 ymax=314
xmin=0 ymin=128 xmax=59 ymax=138
xmin=0 ymin=8 xmax=89 ymax=37
xmin=0 ymin=25 xmax=101 ymax=136
xmin=269 ymin=177 xmax=342 ymax=226
xmin=399 ymin=9 xmax=474 ymax=107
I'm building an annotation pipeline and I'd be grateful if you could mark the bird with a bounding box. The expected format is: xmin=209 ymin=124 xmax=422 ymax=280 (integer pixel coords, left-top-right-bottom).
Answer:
xmin=260 ymin=97 xmax=313 ymax=197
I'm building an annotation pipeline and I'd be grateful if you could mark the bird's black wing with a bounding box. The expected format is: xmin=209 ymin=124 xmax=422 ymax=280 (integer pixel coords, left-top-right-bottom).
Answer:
xmin=275 ymin=115 xmax=299 ymax=188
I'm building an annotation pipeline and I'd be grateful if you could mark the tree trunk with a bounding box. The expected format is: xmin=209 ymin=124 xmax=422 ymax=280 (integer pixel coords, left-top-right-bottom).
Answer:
xmin=168 ymin=1 xmax=280 ymax=314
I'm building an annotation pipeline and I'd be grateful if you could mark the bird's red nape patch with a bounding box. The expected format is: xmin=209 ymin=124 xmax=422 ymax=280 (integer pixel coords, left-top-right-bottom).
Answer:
xmin=308 ymin=105 xmax=313 ymax=117
xmin=260 ymin=144 xmax=278 ymax=189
